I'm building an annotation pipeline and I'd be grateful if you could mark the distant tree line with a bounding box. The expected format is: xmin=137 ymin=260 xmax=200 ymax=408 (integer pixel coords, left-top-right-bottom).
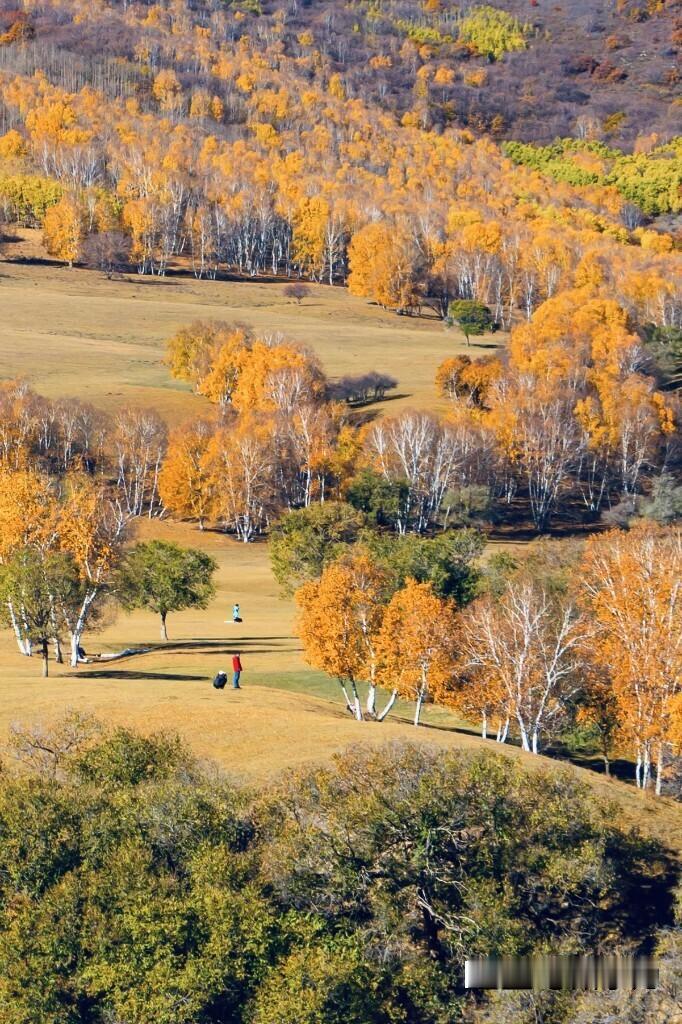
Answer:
xmin=0 ymin=290 xmax=679 ymax=557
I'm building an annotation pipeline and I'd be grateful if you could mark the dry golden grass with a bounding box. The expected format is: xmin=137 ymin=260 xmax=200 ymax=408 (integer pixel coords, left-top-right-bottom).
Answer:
xmin=0 ymin=520 xmax=486 ymax=781
xmin=1 ymin=229 xmax=502 ymax=424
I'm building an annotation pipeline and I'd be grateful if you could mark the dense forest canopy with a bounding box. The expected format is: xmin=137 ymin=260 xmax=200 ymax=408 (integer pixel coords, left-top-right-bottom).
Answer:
xmin=0 ymin=0 xmax=678 ymax=300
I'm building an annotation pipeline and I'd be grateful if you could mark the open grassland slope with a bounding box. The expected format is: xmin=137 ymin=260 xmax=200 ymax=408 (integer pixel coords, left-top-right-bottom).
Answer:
xmin=0 ymin=234 xmax=499 ymax=422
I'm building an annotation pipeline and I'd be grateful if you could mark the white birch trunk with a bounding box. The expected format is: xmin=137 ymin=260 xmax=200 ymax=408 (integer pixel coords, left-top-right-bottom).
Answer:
xmin=414 ymin=687 xmax=425 ymax=727
xmin=377 ymin=689 xmax=398 ymax=722
xmin=338 ymin=680 xmax=354 ymax=716
xmin=517 ymin=717 xmax=531 ymax=752
xmin=349 ymin=679 xmax=363 ymax=721
xmin=69 ymin=589 xmax=98 ymax=667
xmin=642 ymin=744 xmax=651 ymax=790
xmin=655 ymin=744 xmax=664 ymax=796
xmin=7 ymin=601 xmax=31 ymax=656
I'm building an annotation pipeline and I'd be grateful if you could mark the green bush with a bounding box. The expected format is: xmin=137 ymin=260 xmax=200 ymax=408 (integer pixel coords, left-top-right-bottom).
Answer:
xmin=0 ymin=726 xmax=675 ymax=1023
xmin=503 ymin=137 xmax=682 ymax=215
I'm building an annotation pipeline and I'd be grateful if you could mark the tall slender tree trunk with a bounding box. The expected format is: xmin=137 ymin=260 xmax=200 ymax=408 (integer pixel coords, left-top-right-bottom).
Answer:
xmin=349 ymin=678 xmax=363 ymax=721
xmin=338 ymin=679 xmax=354 ymax=716
xmin=642 ymin=744 xmax=651 ymax=790
xmin=7 ymin=600 xmax=31 ymax=656
xmin=481 ymin=711 xmax=487 ymax=740
xmin=655 ymin=744 xmax=664 ymax=796
xmin=414 ymin=686 xmax=426 ymax=727
xmin=377 ymin=689 xmax=398 ymax=722
xmin=517 ymin=717 xmax=531 ymax=752
xmin=41 ymin=639 xmax=49 ymax=678
xmin=160 ymin=612 xmax=168 ymax=641
xmin=69 ymin=589 xmax=98 ymax=667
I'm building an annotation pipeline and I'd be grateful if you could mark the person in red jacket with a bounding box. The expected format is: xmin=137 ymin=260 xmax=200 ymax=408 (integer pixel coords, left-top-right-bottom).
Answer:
xmin=232 ymin=653 xmax=243 ymax=689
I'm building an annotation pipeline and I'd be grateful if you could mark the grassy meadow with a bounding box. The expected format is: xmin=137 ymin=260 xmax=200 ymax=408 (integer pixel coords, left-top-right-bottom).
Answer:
xmin=0 ymin=229 xmax=494 ymax=422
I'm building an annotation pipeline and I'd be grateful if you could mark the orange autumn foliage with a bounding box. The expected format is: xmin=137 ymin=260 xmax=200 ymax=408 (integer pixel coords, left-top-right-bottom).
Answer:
xmin=296 ymin=551 xmax=391 ymax=720
xmin=375 ymin=578 xmax=458 ymax=725
xmin=158 ymin=420 xmax=214 ymax=530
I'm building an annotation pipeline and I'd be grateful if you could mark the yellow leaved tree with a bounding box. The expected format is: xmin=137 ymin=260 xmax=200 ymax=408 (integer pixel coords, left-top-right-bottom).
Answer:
xmin=375 ymin=578 xmax=458 ymax=726
xmin=579 ymin=523 xmax=682 ymax=793
xmin=42 ymin=193 xmax=85 ymax=266
xmin=296 ymin=550 xmax=393 ymax=721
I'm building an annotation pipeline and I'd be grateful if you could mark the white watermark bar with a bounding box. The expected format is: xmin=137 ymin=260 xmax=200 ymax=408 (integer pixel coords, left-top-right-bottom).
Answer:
xmin=464 ymin=955 xmax=658 ymax=991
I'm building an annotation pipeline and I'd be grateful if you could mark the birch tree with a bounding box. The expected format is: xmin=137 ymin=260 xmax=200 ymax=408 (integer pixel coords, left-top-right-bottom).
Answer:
xmin=579 ymin=524 xmax=682 ymax=793
xmin=113 ymin=408 xmax=167 ymax=517
xmin=0 ymin=467 xmax=57 ymax=657
xmin=57 ymin=477 xmax=127 ymax=667
xmin=486 ymin=376 xmax=580 ymax=532
xmin=366 ymin=412 xmax=476 ymax=533
xmin=158 ymin=420 xmax=214 ymax=530
xmin=0 ymin=549 xmax=78 ymax=676
xmin=295 ymin=552 xmax=398 ymax=721
xmin=459 ymin=580 xmax=585 ymax=753
xmin=375 ymin=578 xmax=458 ymax=726
xmin=204 ymin=415 xmax=278 ymax=542
xmin=295 ymin=564 xmax=364 ymax=722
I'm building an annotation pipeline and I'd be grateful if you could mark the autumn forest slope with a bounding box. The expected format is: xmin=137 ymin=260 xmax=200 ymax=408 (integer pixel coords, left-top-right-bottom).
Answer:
xmin=1 ymin=0 xmax=680 ymax=148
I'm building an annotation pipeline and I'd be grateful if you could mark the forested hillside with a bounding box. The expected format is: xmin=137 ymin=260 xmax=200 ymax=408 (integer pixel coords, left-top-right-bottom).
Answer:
xmin=0 ymin=0 xmax=679 ymax=296
xmin=0 ymin=0 xmax=680 ymax=146
xmin=0 ymin=0 xmax=678 ymax=316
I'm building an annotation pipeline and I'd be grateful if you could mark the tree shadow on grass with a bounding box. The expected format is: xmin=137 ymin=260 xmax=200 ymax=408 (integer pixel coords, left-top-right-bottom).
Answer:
xmin=77 ymin=645 xmax=291 ymax=673
xmin=546 ymin=745 xmax=637 ymax=784
xmin=199 ymin=636 xmax=293 ymax=643
xmin=71 ymin=670 xmax=208 ymax=681
xmin=391 ymin=716 xmax=482 ymax=738
xmin=127 ymin=276 xmax=182 ymax=287
xmin=88 ymin=637 xmax=294 ymax=660
xmin=6 ymin=254 xmax=64 ymax=269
